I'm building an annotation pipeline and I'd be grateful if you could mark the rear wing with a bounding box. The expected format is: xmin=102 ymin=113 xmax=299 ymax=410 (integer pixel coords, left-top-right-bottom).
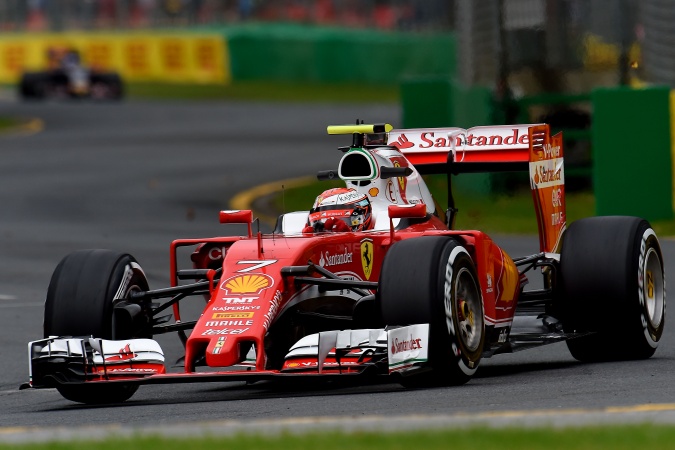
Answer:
xmin=387 ymin=124 xmax=540 ymax=174
xmin=387 ymin=124 xmax=565 ymax=253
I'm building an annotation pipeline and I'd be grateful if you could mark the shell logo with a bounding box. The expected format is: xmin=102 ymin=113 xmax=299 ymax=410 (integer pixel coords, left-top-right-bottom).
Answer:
xmin=220 ymin=274 xmax=273 ymax=294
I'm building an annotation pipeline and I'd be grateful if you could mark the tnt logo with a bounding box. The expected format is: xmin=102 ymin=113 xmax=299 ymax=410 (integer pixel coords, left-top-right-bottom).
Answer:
xmin=222 ymin=297 xmax=258 ymax=304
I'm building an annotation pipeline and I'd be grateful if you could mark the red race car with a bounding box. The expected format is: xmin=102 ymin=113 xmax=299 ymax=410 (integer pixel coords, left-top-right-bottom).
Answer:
xmin=23 ymin=123 xmax=665 ymax=403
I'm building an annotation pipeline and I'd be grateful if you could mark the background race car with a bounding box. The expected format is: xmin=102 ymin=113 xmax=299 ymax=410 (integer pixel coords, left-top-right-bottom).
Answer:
xmin=24 ymin=123 xmax=665 ymax=404
xmin=19 ymin=47 xmax=123 ymax=101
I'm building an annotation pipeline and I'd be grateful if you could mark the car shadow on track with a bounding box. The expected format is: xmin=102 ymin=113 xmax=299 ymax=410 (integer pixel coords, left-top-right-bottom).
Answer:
xmin=475 ymin=360 xmax=581 ymax=379
xmin=34 ymin=377 xmax=409 ymax=411
xmin=37 ymin=360 xmax=587 ymax=411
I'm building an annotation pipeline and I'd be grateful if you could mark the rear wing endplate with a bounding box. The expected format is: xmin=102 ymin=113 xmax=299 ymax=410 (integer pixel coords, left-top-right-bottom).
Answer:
xmin=528 ymin=124 xmax=566 ymax=254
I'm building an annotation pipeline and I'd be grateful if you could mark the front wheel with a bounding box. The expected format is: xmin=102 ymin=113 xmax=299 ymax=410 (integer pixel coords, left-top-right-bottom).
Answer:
xmin=44 ymin=249 xmax=150 ymax=403
xmin=559 ymin=216 xmax=665 ymax=361
xmin=56 ymin=383 xmax=138 ymax=404
xmin=18 ymin=72 xmax=48 ymax=100
xmin=378 ymin=236 xmax=484 ymax=387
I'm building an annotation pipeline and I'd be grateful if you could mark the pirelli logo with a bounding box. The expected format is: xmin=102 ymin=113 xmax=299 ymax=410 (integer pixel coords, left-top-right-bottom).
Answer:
xmin=212 ymin=312 xmax=254 ymax=319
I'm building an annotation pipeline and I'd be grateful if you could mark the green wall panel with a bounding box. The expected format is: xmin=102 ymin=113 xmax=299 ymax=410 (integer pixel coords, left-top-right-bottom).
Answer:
xmin=592 ymin=86 xmax=673 ymax=220
xmin=401 ymin=77 xmax=453 ymax=128
xmin=196 ymin=24 xmax=455 ymax=84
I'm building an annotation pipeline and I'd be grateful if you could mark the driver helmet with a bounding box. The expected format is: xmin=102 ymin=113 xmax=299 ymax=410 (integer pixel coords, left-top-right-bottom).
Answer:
xmin=308 ymin=187 xmax=373 ymax=231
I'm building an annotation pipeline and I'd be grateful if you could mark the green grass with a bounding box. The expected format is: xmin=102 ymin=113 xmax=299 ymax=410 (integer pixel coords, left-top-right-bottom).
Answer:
xmin=270 ymin=176 xmax=675 ymax=236
xmin=5 ymin=426 xmax=675 ymax=449
xmin=0 ymin=116 xmax=21 ymax=131
xmin=271 ymin=176 xmax=593 ymax=235
xmin=424 ymin=175 xmax=599 ymax=234
xmin=126 ymin=81 xmax=399 ymax=103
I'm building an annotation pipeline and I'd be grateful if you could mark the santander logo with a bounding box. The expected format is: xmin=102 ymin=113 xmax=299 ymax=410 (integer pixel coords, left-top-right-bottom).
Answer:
xmin=390 ymin=336 xmax=423 ymax=355
xmin=388 ymin=126 xmax=533 ymax=152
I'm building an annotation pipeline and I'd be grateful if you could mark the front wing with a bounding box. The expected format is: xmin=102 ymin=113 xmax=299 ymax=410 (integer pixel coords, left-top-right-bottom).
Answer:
xmin=27 ymin=325 xmax=430 ymax=389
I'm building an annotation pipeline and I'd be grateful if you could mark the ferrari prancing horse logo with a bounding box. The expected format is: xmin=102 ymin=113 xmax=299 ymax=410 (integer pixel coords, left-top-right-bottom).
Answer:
xmin=361 ymin=239 xmax=374 ymax=280
xmin=393 ymin=160 xmax=406 ymax=192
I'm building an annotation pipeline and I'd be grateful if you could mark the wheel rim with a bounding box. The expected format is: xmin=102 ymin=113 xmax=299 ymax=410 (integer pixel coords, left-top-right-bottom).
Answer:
xmin=643 ymin=247 xmax=664 ymax=328
xmin=453 ymin=267 xmax=483 ymax=352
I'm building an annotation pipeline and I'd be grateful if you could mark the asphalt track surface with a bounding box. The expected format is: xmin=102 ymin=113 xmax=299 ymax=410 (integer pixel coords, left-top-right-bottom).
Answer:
xmin=1 ymin=99 xmax=675 ymax=440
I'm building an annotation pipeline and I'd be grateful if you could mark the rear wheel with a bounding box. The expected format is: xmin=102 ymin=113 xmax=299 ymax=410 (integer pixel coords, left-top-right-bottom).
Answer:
xmin=44 ymin=249 xmax=150 ymax=403
xmin=90 ymin=73 xmax=124 ymax=100
xmin=559 ymin=216 xmax=665 ymax=361
xmin=378 ymin=236 xmax=484 ymax=386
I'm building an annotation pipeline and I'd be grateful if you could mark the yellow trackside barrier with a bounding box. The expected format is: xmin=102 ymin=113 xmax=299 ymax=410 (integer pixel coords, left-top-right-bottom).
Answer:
xmin=0 ymin=37 xmax=44 ymax=82
xmin=0 ymin=32 xmax=230 ymax=84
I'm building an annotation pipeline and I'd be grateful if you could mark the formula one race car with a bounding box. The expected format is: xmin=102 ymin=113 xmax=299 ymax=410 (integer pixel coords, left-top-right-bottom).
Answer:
xmin=23 ymin=123 xmax=665 ymax=404
xmin=19 ymin=48 xmax=123 ymax=101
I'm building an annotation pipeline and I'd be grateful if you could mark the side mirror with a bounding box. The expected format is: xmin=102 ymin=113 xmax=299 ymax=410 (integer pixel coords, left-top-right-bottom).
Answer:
xmin=219 ymin=210 xmax=253 ymax=237
xmin=388 ymin=204 xmax=426 ymax=219
xmin=219 ymin=210 xmax=253 ymax=224
xmin=388 ymin=204 xmax=427 ymax=244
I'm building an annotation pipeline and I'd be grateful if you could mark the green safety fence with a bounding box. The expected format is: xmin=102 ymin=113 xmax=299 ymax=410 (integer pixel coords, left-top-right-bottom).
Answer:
xmin=592 ymin=86 xmax=673 ymax=220
xmin=196 ymin=23 xmax=456 ymax=85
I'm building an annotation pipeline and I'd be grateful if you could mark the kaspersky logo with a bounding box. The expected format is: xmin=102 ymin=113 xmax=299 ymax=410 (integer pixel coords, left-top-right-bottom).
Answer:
xmin=220 ymin=274 xmax=273 ymax=295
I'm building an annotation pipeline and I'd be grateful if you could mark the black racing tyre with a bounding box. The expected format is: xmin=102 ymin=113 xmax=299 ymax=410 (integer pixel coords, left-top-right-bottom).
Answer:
xmin=55 ymin=382 xmax=139 ymax=404
xmin=378 ymin=236 xmax=484 ymax=386
xmin=44 ymin=249 xmax=149 ymax=404
xmin=90 ymin=73 xmax=124 ymax=100
xmin=559 ymin=216 xmax=665 ymax=361
xmin=44 ymin=249 xmax=149 ymax=339
xmin=18 ymin=72 xmax=48 ymax=99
